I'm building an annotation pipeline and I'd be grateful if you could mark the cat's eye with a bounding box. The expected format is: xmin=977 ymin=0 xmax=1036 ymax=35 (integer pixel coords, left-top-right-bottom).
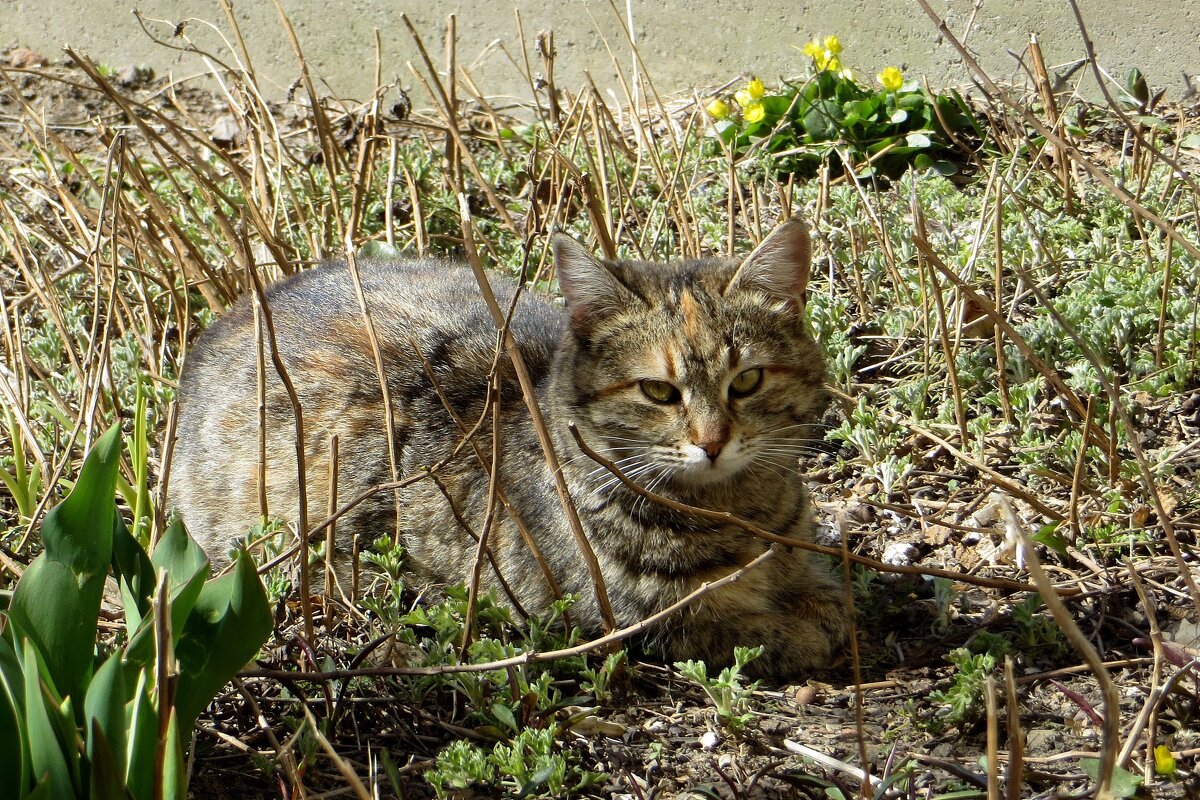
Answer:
xmin=640 ymin=379 xmax=682 ymax=404
xmin=729 ymin=367 xmax=763 ymax=398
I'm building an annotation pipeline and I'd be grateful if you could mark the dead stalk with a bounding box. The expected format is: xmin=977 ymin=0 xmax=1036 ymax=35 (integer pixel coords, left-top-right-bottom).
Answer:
xmin=999 ymin=499 xmax=1120 ymax=800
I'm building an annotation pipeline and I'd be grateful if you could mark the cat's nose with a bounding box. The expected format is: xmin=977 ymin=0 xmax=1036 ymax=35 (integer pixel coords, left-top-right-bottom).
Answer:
xmin=693 ymin=435 xmax=727 ymax=461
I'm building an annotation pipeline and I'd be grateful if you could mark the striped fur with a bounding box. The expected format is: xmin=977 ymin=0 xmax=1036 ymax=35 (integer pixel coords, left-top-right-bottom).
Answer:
xmin=171 ymin=219 xmax=848 ymax=678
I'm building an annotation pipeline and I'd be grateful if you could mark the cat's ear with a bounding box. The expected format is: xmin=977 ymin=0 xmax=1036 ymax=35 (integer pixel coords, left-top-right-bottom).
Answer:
xmin=552 ymin=234 xmax=634 ymax=332
xmin=723 ymin=217 xmax=812 ymax=306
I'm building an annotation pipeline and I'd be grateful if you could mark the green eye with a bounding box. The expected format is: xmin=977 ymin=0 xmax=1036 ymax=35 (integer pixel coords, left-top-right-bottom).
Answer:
xmin=729 ymin=367 xmax=763 ymax=398
xmin=640 ymin=379 xmax=682 ymax=404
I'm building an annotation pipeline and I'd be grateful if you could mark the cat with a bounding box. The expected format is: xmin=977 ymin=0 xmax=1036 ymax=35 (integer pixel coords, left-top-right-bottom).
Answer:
xmin=170 ymin=217 xmax=849 ymax=679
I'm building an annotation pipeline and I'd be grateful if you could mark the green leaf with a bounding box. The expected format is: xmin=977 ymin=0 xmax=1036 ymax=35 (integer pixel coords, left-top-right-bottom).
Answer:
xmin=802 ymin=100 xmax=840 ymax=141
xmin=931 ymin=159 xmax=959 ymax=176
xmin=8 ymin=558 xmax=107 ymax=704
xmin=34 ymin=426 xmax=120 ymax=574
xmin=358 ymin=240 xmax=399 ymax=259
xmin=1079 ymin=758 xmax=1143 ymax=798
xmin=9 ymin=426 xmax=122 ymax=700
xmin=1124 ymin=67 xmax=1150 ymax=108
xmin=890 ymin=108 xmax=909 ymax=124
xmin=1032 ymin=522 xmax=1069 ymax=556
xmin=490 ymin=702 xmax=519 ymax=732
xmin=22 ymin=641 xmax=77 ymax=800
xmin=112 ymin=512 xmax=155 ymax=634
xmin=84 ymin=654 xmax=128 ymax=784
xmin=150 ymin=517 xmax=211 ymax=637
xmin=160 ymin=711 xmax=187 ymax=800
xmin=0 ymin=635 xmax=28 ymax=799
xmin=124 ymin=670 xmax=158 ymax=800
xmin=905 ymin=132 xmax=932 ymax=148
xmin=172 ymin=548 xmax=272 ymax=732
xmin=87 ymin=720 xmax=128 ymax=800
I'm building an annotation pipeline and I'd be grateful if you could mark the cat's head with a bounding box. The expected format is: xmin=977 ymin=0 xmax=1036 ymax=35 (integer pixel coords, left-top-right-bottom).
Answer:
xmin=551 ymin=218 xmax=828 ymax=494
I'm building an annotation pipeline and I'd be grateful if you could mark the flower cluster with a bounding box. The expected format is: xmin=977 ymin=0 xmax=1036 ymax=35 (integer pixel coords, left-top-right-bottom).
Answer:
xmin=802 ymin=35 xmax=843 ymax=74
xmin=700 ymin=34 xmax=980 ymax=179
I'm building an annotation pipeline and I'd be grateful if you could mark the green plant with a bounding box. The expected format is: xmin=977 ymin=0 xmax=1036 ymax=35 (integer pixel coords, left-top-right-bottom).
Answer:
xmin=675 ymin=645 xmax=763 ymax=732
xmin=426 ymin=727 xmax=602 ymax=799
xmin=0 ymin=426 xmax=273 ymax=799
xmin=705 ymin=36 xmax=980 ymax=177
xmin=0 ymin=407 xmax=42 ymax=525
xmin=580 ymin=650 xmax=627 ymax=705
xmin=920 ymin=647 xmax=998 ymax=733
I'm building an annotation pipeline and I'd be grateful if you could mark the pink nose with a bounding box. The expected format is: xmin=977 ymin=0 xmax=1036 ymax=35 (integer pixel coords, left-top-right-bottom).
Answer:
xmin=693 ymin=435 xmax=727 ymax=461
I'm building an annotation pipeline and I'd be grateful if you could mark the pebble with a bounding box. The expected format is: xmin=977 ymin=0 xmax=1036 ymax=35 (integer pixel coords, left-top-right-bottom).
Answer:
xmin=882 ymin=541 xmax=920 ymax=566
xmin=813 ymin=523 xmax=841 ymax=547
xmin=699 ymin=730 xmax=721 ymax=750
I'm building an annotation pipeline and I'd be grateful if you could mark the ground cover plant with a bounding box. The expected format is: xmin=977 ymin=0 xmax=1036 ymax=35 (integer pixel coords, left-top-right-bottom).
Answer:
xmin=1 ymin=4 xmax=1199 ymax=798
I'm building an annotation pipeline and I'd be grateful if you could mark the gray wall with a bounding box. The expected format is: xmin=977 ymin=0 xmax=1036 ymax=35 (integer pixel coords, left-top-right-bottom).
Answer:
xmin=3 ymin=1 xmax=1197 ymax=105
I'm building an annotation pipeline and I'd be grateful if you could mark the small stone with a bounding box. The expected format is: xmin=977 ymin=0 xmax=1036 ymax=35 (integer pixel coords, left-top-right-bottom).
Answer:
xmin=210 ymin=114 xmax=245 ymax=148
xmin=699 ymin=730 xmax=720 ymax=751
xmin=962 ymin=531 xmax=982 ymax=546
xmin=883 ymin=541 xmax=920 ymax=566
xmin=793 ymin=685 xmax=818 ymax=706
xmin=8 ymin=47 xmax=49 ymax=68
xmin=813 ymin=523 xmax=841 ymax=547
xmin=844 ymin=502 xmax=875 ymax=524
xmin=922 ymin=524 xmax=952 ymax=546
xmin=970 ymin=501 xmax=1001 ymax=528
xmin=717 ymin=753 xmax=734 ymax=769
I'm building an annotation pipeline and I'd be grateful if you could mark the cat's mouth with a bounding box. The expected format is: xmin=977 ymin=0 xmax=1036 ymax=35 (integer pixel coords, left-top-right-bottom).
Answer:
xmin=665 ymin=443 xmax=751 ymax=487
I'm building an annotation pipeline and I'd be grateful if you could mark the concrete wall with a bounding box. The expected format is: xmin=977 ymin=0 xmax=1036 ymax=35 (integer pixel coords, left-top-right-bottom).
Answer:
xmin=3 ymin=1 xmax=1197 ymax=106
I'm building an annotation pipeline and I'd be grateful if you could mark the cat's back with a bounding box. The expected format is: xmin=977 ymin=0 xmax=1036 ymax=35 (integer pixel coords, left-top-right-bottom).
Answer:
xmin=182 ymin=259 xmax=560 ymax=379
xmin=171 ymin=258 xmax=562 ymax=556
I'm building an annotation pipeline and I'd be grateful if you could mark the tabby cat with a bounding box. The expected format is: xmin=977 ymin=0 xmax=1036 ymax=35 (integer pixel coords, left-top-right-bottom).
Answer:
xmin=170 ymin=217 xmax=848 ymax=679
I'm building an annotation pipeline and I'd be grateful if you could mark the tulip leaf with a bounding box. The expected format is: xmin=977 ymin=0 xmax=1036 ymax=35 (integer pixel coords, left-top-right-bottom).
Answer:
xmin=172 ymin=548 xmax=272 ymax=732
xmin=125 ymin=670 xmax=158 ymax=800
xmin=112 ymin=512 xmax=155 ymax=633
xmin=150 ymin=516 xmax=212 ymax=634
xmin=0 ymin=635 xmax=28 ymax=799
xmin=35 ymin=425 xmax=120 ymax=573
xmin=84 ymin=654 xmax=129 ymax=783
xmin=8 ymin=425 xmax=122 ymax=700
xmin=161 ymin=710 xmax=188 ymax=800
xmin=22 ymin=641 xmax=76 ymax=800
xmin=87 ymin=720 xmax=127 ymax=800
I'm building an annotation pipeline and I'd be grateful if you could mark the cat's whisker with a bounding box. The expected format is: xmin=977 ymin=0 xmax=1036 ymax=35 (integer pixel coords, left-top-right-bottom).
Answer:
xmin=593 ymin=461 xmax=657 ymax=495
xmin=586 ymin=454 xmax=648 ymax=481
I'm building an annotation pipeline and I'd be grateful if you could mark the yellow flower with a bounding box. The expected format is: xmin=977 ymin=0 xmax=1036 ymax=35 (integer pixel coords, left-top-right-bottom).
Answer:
xmin=802 ymin=39 xmax=823 ymax=60
xmin=1154 ymin=745 xmax=1177 ymax=778
xmin=743 ymin=102 xmax=766 ymax=124
xmin=706 ymin=98 xmax=731 ymax=119
xmin=827 ymin=56 xmax=842 ymax=74
xmin=734 ymin=89 xmax=753 ymax=107
xmin=877 ymin=66 xmax=903 ymax=92
xmin=823 ymin=35 xmax=842 ymax=55
xmin=747 ymin=77 xmax=765 ymax=99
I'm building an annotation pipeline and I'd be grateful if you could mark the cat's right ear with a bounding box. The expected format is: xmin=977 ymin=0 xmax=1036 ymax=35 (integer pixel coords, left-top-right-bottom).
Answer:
xmin=552 ymin=234 xmax=633 ymax=334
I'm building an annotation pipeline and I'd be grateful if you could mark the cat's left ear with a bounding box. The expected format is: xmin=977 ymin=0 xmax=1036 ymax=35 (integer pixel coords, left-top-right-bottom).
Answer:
xmin=723 ymin=216 xmax=812 ymax=307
